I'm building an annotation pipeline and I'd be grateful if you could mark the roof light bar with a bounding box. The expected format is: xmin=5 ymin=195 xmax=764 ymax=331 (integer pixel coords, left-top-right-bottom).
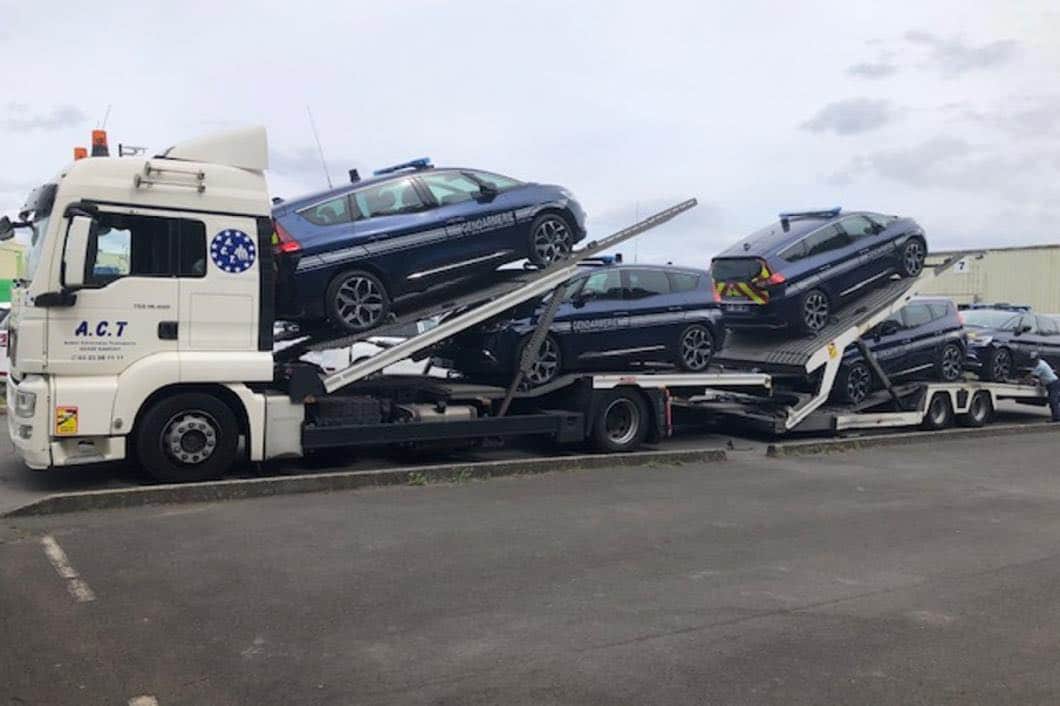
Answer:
xmin=373 ymin=157 xmax=433 ymax=176
xmin=778 ymin=207 xmax=842 ymax=220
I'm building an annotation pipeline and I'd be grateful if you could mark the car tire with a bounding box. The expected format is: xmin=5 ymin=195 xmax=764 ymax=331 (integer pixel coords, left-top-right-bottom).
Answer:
xmin=136 ymin=392 xmax=240 ymax=483
xmin=898 ymin=238 xmax=926 ymax=278
xmin=677 ymin=324 xmax=715 ymax=371
xmin=590 ymin=389 xmax=649 ymax=453
xmin=797 ymin=288 xmax=831 ymax=335
xmin=958 ymin=390 xmax=993 ymax=428
xmin=527 ymin=213 xmax=575 ymax=267
xmin=936 ymin=342 xmax=964 ymax=382
xmin=519 ymin=334 xmax=563 ymax=387
xmin=981 ymin=346 xmax=1013 ymax=382
xmin=326 ymin=270 xmax=391 ymax=334
xmin=837 ymin=361 xmax=873 ymax=405
xmin=921 ymin=391 xmax=954 ymax=430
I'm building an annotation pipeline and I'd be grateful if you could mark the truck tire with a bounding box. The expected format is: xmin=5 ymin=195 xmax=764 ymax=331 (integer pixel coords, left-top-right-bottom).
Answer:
xmin=921 ymin=391 xmax=954 ymax=430
xmin=590 ymin=389 xmax=648 ymax=453
xmin=136 ymin=392 xmax=240 ymax=483
xmin=958 ymin=390 xmax=992 ymax=428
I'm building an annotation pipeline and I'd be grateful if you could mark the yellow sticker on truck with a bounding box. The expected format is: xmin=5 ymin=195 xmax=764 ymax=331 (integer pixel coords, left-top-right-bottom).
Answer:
xmin=55 ymin=406 xmax=78 ymax=435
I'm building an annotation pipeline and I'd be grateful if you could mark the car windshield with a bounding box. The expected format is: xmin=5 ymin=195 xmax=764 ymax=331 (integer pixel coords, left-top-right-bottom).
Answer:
xmin=962 ymin=309 xmax=1019 ymax=329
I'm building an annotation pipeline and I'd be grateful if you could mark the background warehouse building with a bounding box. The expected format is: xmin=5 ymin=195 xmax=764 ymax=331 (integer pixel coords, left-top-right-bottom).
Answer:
xmin=0 ymin=241 xmax=25 ymax=304
xmin=921 ymin=244 xmax=1060 ymax=314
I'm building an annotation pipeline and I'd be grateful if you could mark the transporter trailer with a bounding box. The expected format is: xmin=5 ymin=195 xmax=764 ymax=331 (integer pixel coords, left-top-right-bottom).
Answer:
xmin=2 ymin=127 xmax=1048 ymax=483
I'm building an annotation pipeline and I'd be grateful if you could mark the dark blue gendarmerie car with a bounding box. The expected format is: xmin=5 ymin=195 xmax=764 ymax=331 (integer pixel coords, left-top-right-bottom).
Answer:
xmin=833 ymin=297 xmax=965 ymax=404
xmin=272 ymin=159 xmax=587 ymax=333
xmin=437 ymin=262 xmax=723 ymax=386
xmin=963 ymin=308 xmax=1060 ymax=381
xmin=710 ymin=208 xmax=928 ymax=335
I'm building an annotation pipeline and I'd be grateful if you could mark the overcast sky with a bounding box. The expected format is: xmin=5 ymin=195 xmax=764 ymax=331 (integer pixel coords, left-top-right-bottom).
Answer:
xmin=1 ymin=0 xmax=1057 ymax=263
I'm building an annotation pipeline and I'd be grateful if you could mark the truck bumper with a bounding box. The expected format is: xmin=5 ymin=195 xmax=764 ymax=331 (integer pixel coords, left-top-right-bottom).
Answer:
xmin=7 ymin=375 xmax=52 ymax=469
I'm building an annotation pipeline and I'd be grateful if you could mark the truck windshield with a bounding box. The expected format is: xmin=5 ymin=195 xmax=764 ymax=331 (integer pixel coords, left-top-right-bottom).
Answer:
xmin=19 ymin=183 xmax=58 ymax=282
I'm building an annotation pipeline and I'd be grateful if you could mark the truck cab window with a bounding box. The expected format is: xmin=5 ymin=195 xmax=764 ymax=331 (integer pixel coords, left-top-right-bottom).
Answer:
xmin=86 ymin=213 xmax=206 ymax=286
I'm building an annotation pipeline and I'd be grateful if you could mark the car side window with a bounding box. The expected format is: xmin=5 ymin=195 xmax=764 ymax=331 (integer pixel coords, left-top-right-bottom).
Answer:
xmin=901 ymin=303 xmax=933 ymax=328
xmin=839 ymin=215 xmax=879 ymax=240
xmin=420 ymin=172 xmax=483 ymax=206
xmin=580 ymin=270 xmax=623 ymax=301
xmin=466 ymin=170 xmax=522 ymax=191
xmin=997 ymin=315 xmax=1021 ymax=332
xmin=927 ymin=302 xmax=951 ymax=320
xmin=352 ymin=179 xmax=425 ymax=218
xmin=1038 ymin=316 xmax=1060 ymax=336
xmin=625 ymin=269 xmax=671 ymax=299
xmin=779 ymin=239 xmax=808 ymax=262
xmin=1018 ymin=315 xmax=1038 ymax=335
xmin=667 ymin=271 xmax=700 ymax=292
xmin=803 ymin=224 xmax=851 ymax=257
xmin=300 ymin=196 xmax=353 ymax=226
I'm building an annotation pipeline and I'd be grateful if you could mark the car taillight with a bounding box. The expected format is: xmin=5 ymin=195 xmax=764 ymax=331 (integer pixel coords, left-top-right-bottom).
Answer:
xmin=957 ymin=311 xmax=965 ymax=325
xmin=0 ymin=330 xmax=7 ymax=349
xmin=273 ymin=220 xmax=301 ymax=254
xmin=752 ymin=260 xmax=785 ymax=287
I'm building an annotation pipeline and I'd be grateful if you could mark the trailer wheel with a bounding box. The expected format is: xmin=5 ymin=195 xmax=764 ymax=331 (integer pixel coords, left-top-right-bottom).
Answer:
xmin=590 ymin=390 xmax=648 ymax=453
xmin=921 ymin=392 xmax=954 ymax=431
xmin=958 ymin=390 xmax=992 ymax=428
xmin=136 ymin=393 xmax=239 ymax=483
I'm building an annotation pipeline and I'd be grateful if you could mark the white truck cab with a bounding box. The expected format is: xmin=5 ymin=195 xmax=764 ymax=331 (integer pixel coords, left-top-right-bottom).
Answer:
xmin=5 ymin=127 xmax=276 ymax=478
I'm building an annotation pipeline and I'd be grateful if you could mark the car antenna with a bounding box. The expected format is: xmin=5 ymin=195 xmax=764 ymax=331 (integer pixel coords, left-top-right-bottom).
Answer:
xmin=306 ymin=105 xmax=334 ymax=189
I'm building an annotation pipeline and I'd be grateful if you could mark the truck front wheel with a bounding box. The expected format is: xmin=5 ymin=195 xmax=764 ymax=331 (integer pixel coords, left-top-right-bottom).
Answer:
xmin=136 ymin=393 xmax=240 ymax=483
xmin=590 ymin=390 xmax=649 ymax=453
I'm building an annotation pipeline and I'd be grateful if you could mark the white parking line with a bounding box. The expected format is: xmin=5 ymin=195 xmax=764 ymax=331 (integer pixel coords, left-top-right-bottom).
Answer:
xmin=129 ymin=696 xmax=159 ymax=706
xmin=40 ymin=535 xmax=96 ymax=603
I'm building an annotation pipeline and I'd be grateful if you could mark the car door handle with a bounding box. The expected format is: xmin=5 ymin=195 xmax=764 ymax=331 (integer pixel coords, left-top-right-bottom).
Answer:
xmin=612 ymin=311 xmax=630 ymax=317
xmin=667 ymin=306 xmax=683 ymax=312
xmin=859 ymin=247 xmax=871 ymax=255
xmin=447 ymin=217 xmax=467 ymax=225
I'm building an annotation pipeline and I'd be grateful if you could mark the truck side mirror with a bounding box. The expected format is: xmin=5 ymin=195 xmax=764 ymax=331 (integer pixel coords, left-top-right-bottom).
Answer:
xmin=62 ymin=215 xmax=94 ymax=290
xmin=0 ymin=216 xmax=15 ymax=241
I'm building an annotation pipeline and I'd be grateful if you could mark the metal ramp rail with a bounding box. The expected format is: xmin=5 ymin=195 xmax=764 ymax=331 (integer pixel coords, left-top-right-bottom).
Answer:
xmin=287 ymin=199 xmax=698 ymax=396
xmin=713 ymin=254 xmax=966 ymax=431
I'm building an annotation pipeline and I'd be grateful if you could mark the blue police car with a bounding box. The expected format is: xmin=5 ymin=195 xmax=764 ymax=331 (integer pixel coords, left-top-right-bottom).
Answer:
xmin=437 ymin=262 xmax=723 ymax=386
xmin=272 ymin=159 xmax=587 ymax=333
xmin=711 ymin=208 xmax=928 ymax=335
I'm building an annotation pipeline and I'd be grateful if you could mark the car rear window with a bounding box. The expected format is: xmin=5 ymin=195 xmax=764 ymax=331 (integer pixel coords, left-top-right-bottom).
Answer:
xmin=711 ymin=258 xmax=761 ymax=282
xmin=1038 ymin=316 xmax=1060 ymax=336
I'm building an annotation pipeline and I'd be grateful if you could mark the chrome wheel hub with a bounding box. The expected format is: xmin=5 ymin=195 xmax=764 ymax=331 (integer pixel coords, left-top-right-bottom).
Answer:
xmin=162 ymin=411 xmax=218 ymax=466
xmin=603 ymin=399 xmax=639 ymax=446
xmin=525 ymin=338 xmax=560 ymax=385
xmin=336 ymin=276 xmax=384 ymax=329
xmin=681 ymin=327 xmax=713 ymax=370
xmin=803 ymin=292 xmax=829 ymax=332
xmin=532 ymin=218 xmax=572 ymax=264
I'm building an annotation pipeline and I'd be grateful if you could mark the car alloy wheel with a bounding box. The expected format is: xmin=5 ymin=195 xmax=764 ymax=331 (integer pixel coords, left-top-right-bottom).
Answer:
xmin=801 ymin=290 xmax=830 ymax=333
xmin=844 ymin=363 xmax=872 ymax=404
xmin=161 ymin=410 xmax=219 ymax=466
xmin=335 ymin=274 xmax=386 ymax=331
xmin=531 ymin=216 xmax=573 ymax=266
xmin=679 ymin=325 xmax=714 ymax=371
xmin=939 ymin=343 xmax=963 ymax=382
xmin=990 ymin=347 xmax=1012 ymax=381
xmin=901 ymin=239 xmax=925 ymax=277
xmin=524 ymin=335 xmax=561 ymax=386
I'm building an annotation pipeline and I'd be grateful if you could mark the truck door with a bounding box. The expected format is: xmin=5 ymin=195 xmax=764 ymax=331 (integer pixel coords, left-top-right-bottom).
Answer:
xmin=46 ymin=210 xmax=188 ymax=376
xmin=179 ymin=215 xmax=262 ymax=353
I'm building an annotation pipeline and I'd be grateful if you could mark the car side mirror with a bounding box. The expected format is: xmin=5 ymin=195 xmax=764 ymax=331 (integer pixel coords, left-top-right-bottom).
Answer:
xmin=61 ymin=215 xmax=94 ymax=290
xmin=475 ymin=184 xmax=498 ymax=202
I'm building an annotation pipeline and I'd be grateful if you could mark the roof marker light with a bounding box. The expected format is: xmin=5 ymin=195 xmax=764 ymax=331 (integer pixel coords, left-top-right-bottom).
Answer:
xmin=73 ymin=147 xmax=88 ymax=160
xmin=91 ymin=129 xmax=110 ymax=157
xmin=373 ymin=157 xmax=433 ymax=176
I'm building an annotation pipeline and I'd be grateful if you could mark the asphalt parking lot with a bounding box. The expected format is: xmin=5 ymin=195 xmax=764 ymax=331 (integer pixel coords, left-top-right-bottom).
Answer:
xmin=3 ymin=426 xmax=1060 ymax=705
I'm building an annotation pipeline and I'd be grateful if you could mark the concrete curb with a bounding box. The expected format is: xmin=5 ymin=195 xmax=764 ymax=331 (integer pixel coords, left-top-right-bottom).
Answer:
xmin=2 ymin=447 xmax=728 ymax=518
xmin=766 ymin=421 xmax=1059 ymax=458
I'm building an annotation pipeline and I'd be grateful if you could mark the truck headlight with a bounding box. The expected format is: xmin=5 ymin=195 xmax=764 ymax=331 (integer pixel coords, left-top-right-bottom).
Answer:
xmin=14 ymin=389 xmax=36 ymax=418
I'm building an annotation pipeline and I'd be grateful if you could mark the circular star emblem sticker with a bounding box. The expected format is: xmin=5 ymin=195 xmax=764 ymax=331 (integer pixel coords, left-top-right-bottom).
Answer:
xmin=210 ymin=229 xmax=257 ymax=274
